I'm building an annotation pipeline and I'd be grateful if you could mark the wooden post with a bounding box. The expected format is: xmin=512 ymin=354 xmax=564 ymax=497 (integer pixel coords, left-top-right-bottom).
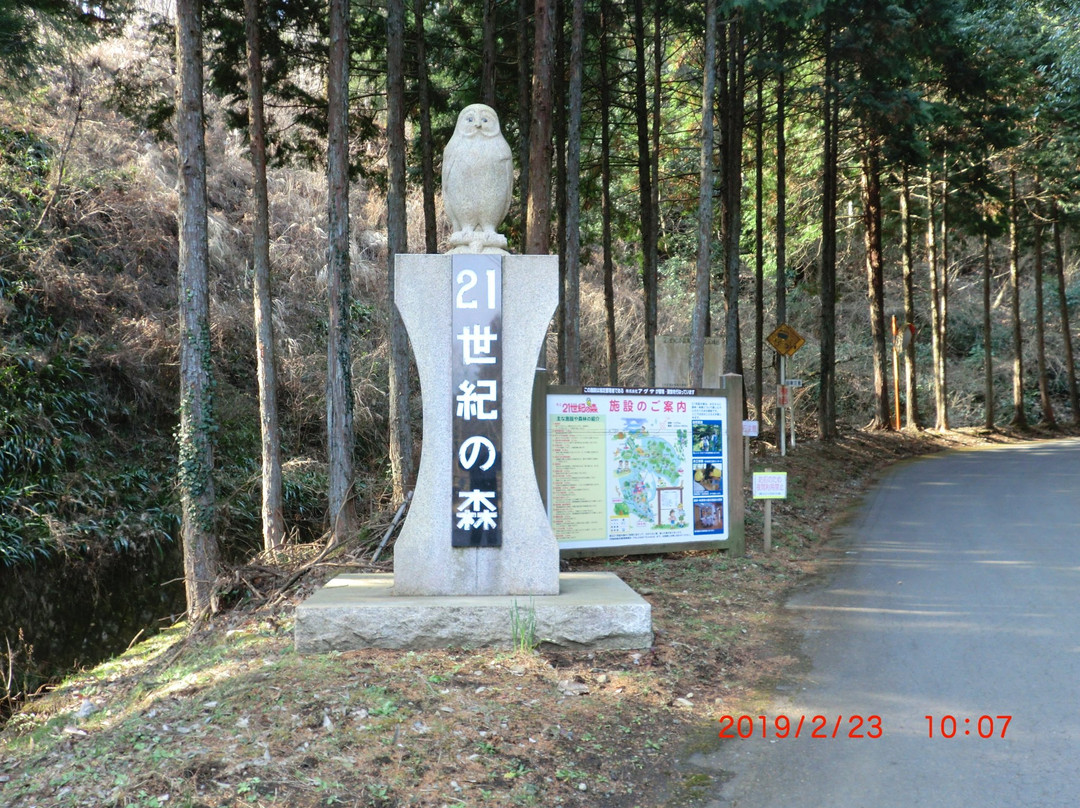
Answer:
xmin=789 ymin=388 xmax=796 ymax=449
xmin=779 ymin=354 xmax=787 ymax=457
xmin=892 ymin=314 xmax=901 ymax=430
xmin=763 ymin=499 xmax=772 ymax=554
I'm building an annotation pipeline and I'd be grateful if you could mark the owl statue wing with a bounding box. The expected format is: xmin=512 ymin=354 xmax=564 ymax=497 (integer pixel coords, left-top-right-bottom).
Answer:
xmin=441 ymin=133 xmax=464 ymax=233
xmin=495 ymin=135 xmax=514 ymax=225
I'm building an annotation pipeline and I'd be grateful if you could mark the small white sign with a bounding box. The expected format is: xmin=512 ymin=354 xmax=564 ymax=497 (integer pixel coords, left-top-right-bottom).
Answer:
xmin=753 ymin=471 xmax=787 ymax=500
xmin=786 ymin=378 xmax=802 ymax=388
xmin=742 ymin=420 xmax=759 ymax=437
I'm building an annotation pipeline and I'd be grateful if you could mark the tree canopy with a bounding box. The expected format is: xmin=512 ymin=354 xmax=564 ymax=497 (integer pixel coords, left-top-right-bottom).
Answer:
xmin=0 ymin=0 xmax=128 ymax=94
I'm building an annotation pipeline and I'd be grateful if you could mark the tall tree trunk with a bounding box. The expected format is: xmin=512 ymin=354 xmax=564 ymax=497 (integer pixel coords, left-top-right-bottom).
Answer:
xmin=690 ymin=0 xmax=717 ymax=388
xmin=898 ymin=168 xmax=920 ymax=428
xmin=633 ymin=0 xmax=657 ymax=384
xmin=175 ymin=0 xmax=219 ymax=618
xmin=387 ymin=0 xmax=413 ymax=505
xmin=721 ymin=15 xmax=745 ymax=378
xmin=861 ymin=146 xmax=890 ymax=429
xmin=774 ymin=23 xmax=787 ymax=329
xmin=937 ymin=164 xmax=950 ymax=428
xmin=245 ymin=0 xmax=284 ymax=552
xmin=982 ymin=229 xmax=995 ymax=429
xmin=525 ymin=0 xmax=555 ymax=254
xmin=554 ymin=0 xmax=567 ymax=378
xmin=1008 ymin=170 xmax=1027 ymax=428
xmin=774 ymin=24 xmax=787 ymax=426
xmin=712 ymin=16 xmax=726 ymax=343
xmin=1032 ymin=175 xmax=1055 ymax=426
xmin=926 ymin=171 xmax=946 ymax=429
xmin=481 ymin=0 xmax=497 ymax=106
xmin=517 ymin=0 xmax=532 ymax=233
xmin=651 ymin=0 xmax=662 ymax=264
xmin=753 ymin=72 xmax=763 ymax=417
xmin=1053 ymin=209 xmax=1080 ymax=424
xmin=563 ymin=0 xmax=583 ymax=386
xmin=414 ymin=0 xmax=437 ymax=254
xmin=326 ymin=0 xmax=357 ymax=542
xmin=600 ymin=0 xmax=617 ymax=385
xmin=818 ymin=19 xmax=838 ymax=440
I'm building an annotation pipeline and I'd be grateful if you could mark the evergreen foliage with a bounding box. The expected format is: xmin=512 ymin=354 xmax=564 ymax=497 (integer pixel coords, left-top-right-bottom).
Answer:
xmin=0 ymin=0 xmax=129 ymax=94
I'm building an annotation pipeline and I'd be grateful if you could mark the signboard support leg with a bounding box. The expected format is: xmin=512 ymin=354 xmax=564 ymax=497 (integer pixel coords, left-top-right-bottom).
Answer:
xmin=892 ymin=315 xmax=902 ymax=430
xmin=790 ymin=393 xmax=796 ymax=449
xmin=779 ymin=355 xmax=787 ymax=457
xmin=763 ymin=499 xmax=772 ymax=554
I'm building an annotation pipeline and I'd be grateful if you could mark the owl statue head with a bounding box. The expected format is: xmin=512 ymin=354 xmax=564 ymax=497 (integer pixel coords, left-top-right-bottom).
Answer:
xmin=455 ymin=104 xmax=502 ymax=138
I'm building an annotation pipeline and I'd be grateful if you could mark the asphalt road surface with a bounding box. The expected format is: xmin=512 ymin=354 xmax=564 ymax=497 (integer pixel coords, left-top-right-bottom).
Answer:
xmin=690 ymin=438 xmax=1080 ymax=807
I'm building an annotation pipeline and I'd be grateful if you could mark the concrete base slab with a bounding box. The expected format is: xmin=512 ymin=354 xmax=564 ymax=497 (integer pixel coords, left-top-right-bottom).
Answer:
xmin=295 ymin=571 xmax=652 ymax=652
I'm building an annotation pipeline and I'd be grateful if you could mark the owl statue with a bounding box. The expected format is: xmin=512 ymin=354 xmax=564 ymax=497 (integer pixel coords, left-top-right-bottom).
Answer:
xmin=442 ymin=104 xmax=514 ymax=254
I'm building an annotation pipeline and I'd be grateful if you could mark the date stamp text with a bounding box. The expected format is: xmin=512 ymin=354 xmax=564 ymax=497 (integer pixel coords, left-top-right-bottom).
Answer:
xmin=718 ymin=714 xmax=1013 ymax=739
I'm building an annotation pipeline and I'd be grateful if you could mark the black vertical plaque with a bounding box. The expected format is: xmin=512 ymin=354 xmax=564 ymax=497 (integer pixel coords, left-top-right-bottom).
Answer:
xmin=451 ymin=255 xmax=503 ymax=547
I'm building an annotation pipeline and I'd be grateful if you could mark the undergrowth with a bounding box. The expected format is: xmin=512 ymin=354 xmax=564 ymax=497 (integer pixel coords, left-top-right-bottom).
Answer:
xmin=0 ymin=123 xmax=176 ymax=568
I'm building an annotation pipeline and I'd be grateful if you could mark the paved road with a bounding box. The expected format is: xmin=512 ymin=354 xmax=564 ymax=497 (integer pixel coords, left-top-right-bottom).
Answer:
xmin=689 ymin=439 xmax=1080 ymax=807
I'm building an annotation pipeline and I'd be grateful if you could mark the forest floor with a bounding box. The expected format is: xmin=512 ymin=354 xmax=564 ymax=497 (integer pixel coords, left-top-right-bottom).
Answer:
xmin=1 ymin=424 xmax=1076 ymax=808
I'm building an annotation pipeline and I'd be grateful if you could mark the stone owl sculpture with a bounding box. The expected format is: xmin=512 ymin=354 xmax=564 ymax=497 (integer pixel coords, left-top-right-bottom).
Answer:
xmin=442 ymin=104 xmax=514 ymax=253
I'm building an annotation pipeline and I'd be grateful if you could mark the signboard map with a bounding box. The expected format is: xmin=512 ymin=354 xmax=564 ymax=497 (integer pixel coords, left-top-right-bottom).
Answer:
xmin=547 ymin=389 xmax=729 ymax=553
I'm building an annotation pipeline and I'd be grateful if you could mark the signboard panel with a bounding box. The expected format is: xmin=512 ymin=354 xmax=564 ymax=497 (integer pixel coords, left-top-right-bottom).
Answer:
xmin=767 ymin=323 xmax=806 ymax=357
xmin=546 ymin=389 xmax=729 ymax=552
xmin=752 ymin=471 xmax=788 ymax=500
xmin=451 ymin=255 xmax=503 ymax=547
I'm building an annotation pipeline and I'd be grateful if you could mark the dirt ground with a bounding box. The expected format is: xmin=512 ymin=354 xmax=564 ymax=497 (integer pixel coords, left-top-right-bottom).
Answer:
xmin=1 ymin=425 xmax=1074 ymax=808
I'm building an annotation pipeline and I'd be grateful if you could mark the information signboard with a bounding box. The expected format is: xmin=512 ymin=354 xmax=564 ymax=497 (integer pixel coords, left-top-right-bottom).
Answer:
xmin=546 ymin=388 xmax=729 ymax=553
xmin=752 ymin=471 xmax=788 ymax=500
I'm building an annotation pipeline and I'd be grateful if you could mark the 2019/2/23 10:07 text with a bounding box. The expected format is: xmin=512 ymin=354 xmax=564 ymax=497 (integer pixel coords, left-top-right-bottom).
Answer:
xmin=718 ymin=714 xmax=1014 ymax=739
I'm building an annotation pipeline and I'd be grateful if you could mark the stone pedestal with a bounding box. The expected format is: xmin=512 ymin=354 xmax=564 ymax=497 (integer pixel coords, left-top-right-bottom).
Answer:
xmin=296 ymin=571 xmax=652 ymax=651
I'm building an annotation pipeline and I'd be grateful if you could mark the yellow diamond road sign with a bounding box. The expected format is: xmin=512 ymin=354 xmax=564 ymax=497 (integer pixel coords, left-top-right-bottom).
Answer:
xmin=767 ymin=323 xmax=805 ymax=357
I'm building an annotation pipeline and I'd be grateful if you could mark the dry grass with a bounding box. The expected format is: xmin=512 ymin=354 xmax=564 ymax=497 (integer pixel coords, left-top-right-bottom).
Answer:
xmin=1 ymin=27 xmax=419 ymax=523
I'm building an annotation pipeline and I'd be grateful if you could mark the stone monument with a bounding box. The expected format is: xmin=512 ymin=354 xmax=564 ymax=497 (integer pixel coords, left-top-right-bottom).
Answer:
xmin=295 ymin=106 xmax=651 ymax=650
